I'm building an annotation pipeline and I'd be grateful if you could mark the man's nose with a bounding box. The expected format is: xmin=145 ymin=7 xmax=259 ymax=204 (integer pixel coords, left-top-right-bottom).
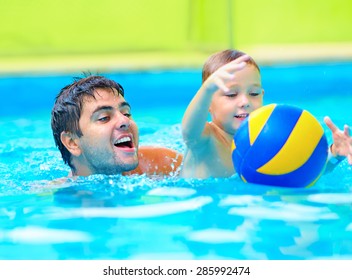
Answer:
xmin=115 ymin=113 xmax=130 ymax=130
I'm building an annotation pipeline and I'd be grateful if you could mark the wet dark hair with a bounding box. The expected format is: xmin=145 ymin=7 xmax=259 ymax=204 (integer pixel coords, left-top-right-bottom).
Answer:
xmin=202 ymin=49 xmax=260 ymax=83
xmin=51 ymin=75 xmax=124 ymax=171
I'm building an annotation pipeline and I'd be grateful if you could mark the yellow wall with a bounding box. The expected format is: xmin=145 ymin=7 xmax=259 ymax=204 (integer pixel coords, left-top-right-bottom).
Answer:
xmin=0 ymin=0 xmax=351 ymax=56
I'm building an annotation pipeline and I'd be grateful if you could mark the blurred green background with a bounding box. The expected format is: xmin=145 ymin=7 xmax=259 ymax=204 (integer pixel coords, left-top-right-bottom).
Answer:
xmin=0 ymin=0 xmax=351 ymax=70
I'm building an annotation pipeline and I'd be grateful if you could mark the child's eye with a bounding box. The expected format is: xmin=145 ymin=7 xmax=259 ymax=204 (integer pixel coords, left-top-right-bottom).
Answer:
xmin=226 ymin=93 xmax=238 ymax=98
xmin=249 ymin=92 xmax=260 ymax=96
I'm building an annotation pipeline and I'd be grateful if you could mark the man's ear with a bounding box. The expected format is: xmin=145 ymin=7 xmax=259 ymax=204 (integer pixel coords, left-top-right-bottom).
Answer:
xmin=60 ymin=131 xmax=82 ymax=157
xmin=209 ymin=104 xmax=213 ymax=114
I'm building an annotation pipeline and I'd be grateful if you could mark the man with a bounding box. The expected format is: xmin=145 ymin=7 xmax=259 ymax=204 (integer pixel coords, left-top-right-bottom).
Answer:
xmin=51 ymin=75 xmax=182 ymax=177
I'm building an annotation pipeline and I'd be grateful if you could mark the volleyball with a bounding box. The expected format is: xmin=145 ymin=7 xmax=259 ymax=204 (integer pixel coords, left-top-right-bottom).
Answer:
xmin=232 ymin=104 xmax=328 ymax=188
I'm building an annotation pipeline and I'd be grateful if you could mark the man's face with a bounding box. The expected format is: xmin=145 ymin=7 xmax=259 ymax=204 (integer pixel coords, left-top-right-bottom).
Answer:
xmin=74 ymin=88 xmax=139 ymax=175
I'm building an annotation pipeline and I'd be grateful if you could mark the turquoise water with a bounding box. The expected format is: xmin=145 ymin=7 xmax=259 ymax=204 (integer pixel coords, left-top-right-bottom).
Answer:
xmin=0 ymin=62 xmax=351 ymax=259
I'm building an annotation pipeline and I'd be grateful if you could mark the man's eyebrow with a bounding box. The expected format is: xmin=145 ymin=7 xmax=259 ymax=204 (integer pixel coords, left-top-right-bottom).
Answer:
xmin=119 ymin=101 xmax=131 ymax=109
xmin=91 ymin=102 xmax=131 ymax=115
xmin=92 ymin=105 xmax=114 ymax=115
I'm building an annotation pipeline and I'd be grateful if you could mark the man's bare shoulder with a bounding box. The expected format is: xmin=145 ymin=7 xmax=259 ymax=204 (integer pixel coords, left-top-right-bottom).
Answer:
xmin=124 ymin=146 xmax=183 ymax=176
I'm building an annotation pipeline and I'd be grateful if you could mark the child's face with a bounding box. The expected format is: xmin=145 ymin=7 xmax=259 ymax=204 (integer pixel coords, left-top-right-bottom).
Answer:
xmin=209 ymin=64 xmax=264 ymax=135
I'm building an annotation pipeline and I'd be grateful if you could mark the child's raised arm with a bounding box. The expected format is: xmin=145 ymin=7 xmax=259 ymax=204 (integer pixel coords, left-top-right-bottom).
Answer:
xmin=181 ymin=55 xmax=249 ymax=148
xmin=324 ymin=116 xmax=352 ymax=166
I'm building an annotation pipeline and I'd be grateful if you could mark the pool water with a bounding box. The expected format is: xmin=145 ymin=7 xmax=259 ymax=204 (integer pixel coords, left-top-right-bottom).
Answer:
xmin=0 ymin=62 xmax=351 ymax=260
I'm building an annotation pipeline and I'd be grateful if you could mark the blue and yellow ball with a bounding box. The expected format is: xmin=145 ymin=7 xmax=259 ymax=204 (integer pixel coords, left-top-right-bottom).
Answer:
xmin=232 ymin=104 xmax=328 ymax=188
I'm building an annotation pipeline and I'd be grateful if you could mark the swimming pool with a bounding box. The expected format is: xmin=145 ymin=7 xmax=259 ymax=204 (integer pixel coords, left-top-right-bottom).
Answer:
xmin=0 ymin=62 xmax=351 ymax=260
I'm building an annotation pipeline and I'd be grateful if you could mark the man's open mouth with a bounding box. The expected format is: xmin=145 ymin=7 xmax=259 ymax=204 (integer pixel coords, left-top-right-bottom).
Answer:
xmin=114 ymin=136 xmax=134 ymax=148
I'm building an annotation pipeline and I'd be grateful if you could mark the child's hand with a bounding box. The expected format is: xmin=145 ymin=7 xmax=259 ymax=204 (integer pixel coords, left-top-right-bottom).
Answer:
xmin=203 ymin=55 xmax=250 ymax=94
xmin=324 ymin=116 xmax=352 ymax=165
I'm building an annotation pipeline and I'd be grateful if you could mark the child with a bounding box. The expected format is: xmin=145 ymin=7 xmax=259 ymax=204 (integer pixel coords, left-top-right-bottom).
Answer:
xmin=180 ymin=49 xmax=351 ymax=178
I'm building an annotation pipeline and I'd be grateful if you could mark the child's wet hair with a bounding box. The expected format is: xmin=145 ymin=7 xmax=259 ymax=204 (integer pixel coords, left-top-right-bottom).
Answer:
xmin=202 ymin=49 xmax=260 ymax=83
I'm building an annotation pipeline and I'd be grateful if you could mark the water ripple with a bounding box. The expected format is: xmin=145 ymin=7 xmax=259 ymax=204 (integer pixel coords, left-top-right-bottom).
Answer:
xmin=38 ymin=196 xmax=213 ymax=219
xmin=0 ymin=226 xmax=92 ymax=244
xmin=228 ymin=202 xmax=338 ymax=222
xmin=185 ymin=228 xmax=246 ymax=244
xmin=147 ymin=187 xmax=196 ymax=197
xmin=307 ymin=193 xmax=352 ymax=204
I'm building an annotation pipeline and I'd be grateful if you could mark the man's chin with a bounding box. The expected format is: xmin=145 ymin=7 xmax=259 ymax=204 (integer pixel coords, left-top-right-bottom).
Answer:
xmin=124 ymin=161 xmax=138 ymax=172
xmin=93 ymin=159 xmax=138 ymax=175
xmin=118 ymin=158 xmax=139 ymax=172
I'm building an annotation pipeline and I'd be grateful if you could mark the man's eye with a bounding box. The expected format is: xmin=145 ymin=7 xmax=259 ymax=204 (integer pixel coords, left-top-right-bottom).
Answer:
xmin=98 ymin=116 xmax=110 ymax=122
xmin=123 ymin=113 xmax=132 ymax=118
